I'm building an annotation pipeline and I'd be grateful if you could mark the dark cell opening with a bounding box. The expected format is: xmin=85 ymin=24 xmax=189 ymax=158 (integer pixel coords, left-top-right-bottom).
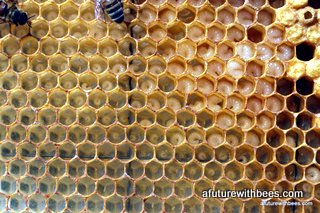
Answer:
xmin=247 ymin=26 xmax=264 ymax=43
xmin=296 ymin=42 xmax=315 ymax=61
xmin=317 ymin=150 xmax=320 ymax=164
xmin=296 ymin=148 xmax=313 ymax=165
xmin=177 ymin=8 xmax=196 ymax=23
xmin=308 ymin=0 xmax=320 ymax=9
xmin=276 ymin=112 xmax=293 ymax=130
xmin=276 ymin=78 xmax=294 ymax=96
xmin=285 ymin=164 xmax=303 ymax=181
xmin=307 ymin=95 xmax=320 ymax=113
xmin=296 ymin=77 xmax=314 ymax=95
xmin=296 ymin=113 xmax=313 ymax=130
xmin=267 ymin=129 xmax=282 ymax=147
xmin=304 ymin=11 xmax=313 ymax=19
xmin=276 ymin=148 xmax=292 ymax=164
xmin=268 ymin=0 xmax=284 ymax=8
xmin=306 ymin=129 xmax=320 ymax=148
xmin=286 ymin=94 xmax=304 ymax=113
xmin=256 ymin=146 xmax=272 ymax=164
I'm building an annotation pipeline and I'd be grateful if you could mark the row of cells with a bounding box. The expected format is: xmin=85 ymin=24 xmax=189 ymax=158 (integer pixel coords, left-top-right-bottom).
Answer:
xmin=18 ymin=0 xmax=282 ymax=25
xmin=0 ymin=31 xmax=294 ymax=66
xmin=0 ymin=70 xmax=314 ymax=98
xmin=0 ymin=133 xmax=319 ymax=166
xmin=2 ymin=193 xmax=316 ymax=213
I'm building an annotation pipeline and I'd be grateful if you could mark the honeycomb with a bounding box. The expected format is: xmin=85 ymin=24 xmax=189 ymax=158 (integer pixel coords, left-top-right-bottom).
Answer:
xmin=0 ymin=0 xmax=320 ymax=212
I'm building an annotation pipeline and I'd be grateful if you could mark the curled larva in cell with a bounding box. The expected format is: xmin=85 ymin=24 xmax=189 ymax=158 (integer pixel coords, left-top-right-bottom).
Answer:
xmin=266 ymin=95 xmax=284 ymax=112
xmin=217 ymin=42 xmax=234 ymax=61
xmin=227 ymin=24 xmax=245 ymax=42
xmin=256 ymin=78 xmax=274 ymax=96
xmin=197 ymin=77 xmax=215 ymax=95
xmin=277 ymin=43 xmax=294 ymax=61
xmin=167 ymin=96 xmax=182 ymax=112
xmin=217 ymin=78 xmax=234 ymax=96
xmin=237 ymin=113 xmax=254 ymax=130
xmin=267 ymin=60 xmax=285 ymax=77
xmin=187 ymin=23 xmax=205 ymax=42
xmin=257 ymin=113 xmax=273 ymax=130
xmin=207 ymin=59 xmax=225 ymax=77
xmin=227 ymin=60 xmax=244 ymax=79
xmin=167 ymin=130 xmax=184 ymax=145
xmin=139 ymin=6 xmax=156 ymax=24
xmin=148 ymin=97 xmax=161 ymax=111
xmin=227 ymin=95 xmax=244 ymax=113
xmin=237 ymin=7 xmax=255 ymax=27
xmin=257 ymin=44 xmax=274 ymax=61
xmin=207 ymin=24 xmax=226 ymax=43
xmin=236 ymin=42 xmax=255 ymax=61
xmin=237 ymin=77 xmax=255 ymax=96
xmin=306 ymin=166 xmax=320 ymax=182
xmin=187 ymin=131 xmax=203 ymax=145
xmin=216 ymin=111 xmax=234 ymax=130
xmin=197 ymin=42 xmax=215 ymax=59
xmin=207 ymin=131 xmax=224 ymax=147
xmin=177 ymin=76 xmax=196 ymax=94
xmin=217 ymin=7 xmax=235 ymax=25
xmin=207 ymin=94 xmax=224 ymax=112
xmin=109 ymin=60 xmax=126 ymax=74
xmin=267 ymin=25 xmax=285 ymax=44
xmin=177 ymin=40 xmax=196 ymax=59
xmin=247 ymin=96 xmax=263 ymax=113
xmin=246 ymin=130 xmax=262 ymax=146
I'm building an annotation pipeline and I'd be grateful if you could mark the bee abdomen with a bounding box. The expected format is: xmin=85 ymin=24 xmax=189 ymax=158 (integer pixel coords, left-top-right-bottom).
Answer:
xmin=104 ymin=0 xmax=124 ymax=23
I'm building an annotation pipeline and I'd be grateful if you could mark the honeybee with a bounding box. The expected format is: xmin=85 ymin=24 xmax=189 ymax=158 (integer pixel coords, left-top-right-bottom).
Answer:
xmin=95 ymin=0 xmax=124 ymax=23
xmin=0 ymin=0 xmax=32 ymax=26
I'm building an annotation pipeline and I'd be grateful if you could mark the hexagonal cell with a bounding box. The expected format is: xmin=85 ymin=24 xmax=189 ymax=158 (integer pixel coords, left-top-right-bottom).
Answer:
xmin=148 ymin=22 xmax=166 ymax=42
xmin=295 ymin=181 xmax=313 ymax=199
xmin=117 ymin=142 xmax=134 ymax=161
xmin=78 ymin=143 xmax=95 ymax=161
xmin=38 ymin=143 xmax=55 ymax=160
xmin=305 ymin=165 xmax=320 ymax=183
xmin=2 ymin=36 xmax=19 ymax=56
xmin=50 ymin=18 xmax=68 ymax=39
xmin=187 ymin=92 xmax=205 ymax=111
xmin=97 ymin=178 xmax=114 ymax=197
xmin=154 ymin=178 xmax=173 ymax=198
xmin=164 ymin=196 xmax=182 ymax=213
xmin=175 ymin=144 xmax=193 ymax=163
xmin=187 ymin=22 xmax=205 ymax=42
xmin=57 ymin=176 xmax=75 ymax=196
xmin=105 ymin=195 xmax=123 ymax=213
xmin=236 ymin=145 xmax=254 ymax=164
xmin=20 ymin=73 xmax=38 ymax=91
xmin=217 ymin=41 xmax=235 ymax=61
xmin=48 ymin=125 xmax=66 ymax=143
xmin=145 ymin=125 xmax=164 ymax=145
xmin=18 ymin=142 xmax=36 ymax=161
xmin=116 ymin=177 xmax=134 ymax=196
xmin=59 ymin=37 xmax=78 ymax=56
xmin=245 ymin=162 xmax=263 ymax=181
xmin=266 ymin=128 xmax=284 ymax=148
xmin=276 ymin=111 xmax=294 ymax=130
xmin=285 ymin=163 xmax=303 ymax=182
xmin=128 ymin=21 xmax=146 ymax=39
xmin=206 ymin=128 xmax=224 ymax=148
xmin=158 ymin=39 xmax=176 ymax=60
xmin=237 ymin=111 xmax=255 ymax=130
xmin=267 ymin=24 xmax=285 ymax=44
xmin=236 ymin=76 xmax=255 ymax=96
xmin=276 ymin=146 xmax=293 ymax=165
xmin=306 ymin=95 xmax=320 ymax=114
xmin=137 ymin=3 xmax=156 ymax=24
xmin=216 ymin=110 xmax=235 ymax=130
xmin=88 ymin=89 xmax=106 ymax=109
xmin=217 ymin=6 xmax=235 ymax=25
xmin=266 ymin=95 xmax=284 ymax=114
xmin=237 ymin=6 xmax=255 ymax=27
xmin=167 ymin=126 xmax=185 ymax=146
xmin=137 ymin=142 xmax=154 ymax=161
xmin=135 ymin=177 xmax=153 ymax=197
xmin=128 ymin=92 xmax=146 ymax=109
xmin=78 ymin=107 xmax=96 ymax=126
xmin=40 ymin=37 xmax=58 ymax=56
xmin=286 ymin=94 xmax=304 ymax=113
xmin=277 ymin=42 xmax=294 ymax=61
xmin=67 ymin=125 xmax=86 ymax=144
xmin=206 ymin=94 xmax=224 ymax=112
xmin=87 ymin=125 xmax=105 ymax=144
xmin=39 ymin=175 xmax=56 ymax=194
xmin=28 ymin=194 xmax=46 ymax=212
xmin=257 ymin=7 xmax=275 ymax=26
xmin=9 ymin=159 xmax=26 ymax=178
xmin=136 ymin=109 xmax=155 ymax=127
xmin=68 ymin=158 xmax=85 ymax=177
xmin=89 ymin=56 xmax=107 ymax=75
xmin=164 ymin=160 xmax=183 ymax=181
xmin=197 ymin=6 xmax=215 ymax=25
xmin=48 ymin=194 xmax=66 ymax=212
xmin=195 ymin=144 xmax=213 ymax=163
xmin=156 ymin=109 xmax=174 ymax=127
xmin=247 ymin=25 xmax=265 ymax=43
xmin=184 ymin=161 xmax=202 ymax=180
xmin=265 ymin=163 xmax=283 ymax=182
xmin=96 ymin=143 xmax=114 ymax=161
xmin=0 ymin=106 xmax=16 ymax=125
xmin=266 ymin=59 xmax=284 ymax=78
xmin=226 ymin=128 xmax=244 ymax=146
xmin=8 ymin=193 xmax=26 ymax=212
xmin=77 ymin=176 xmax=95 ymax=196
xmin=118 ymin=74 xmax=136 ymax=92
xmin=48 ymin=158 xmax=66 ymax=177
xmin=126 ymin=159 xmax=144 ymax=179
xmin=145 ymin=161 xmax=163 ymax=180
xmin=138 ymin=38 xmax=156 ymax=58
xmin=296 ymin=76 xmax=314 ymax=96
xmin=218 ymin=76 xmax=236 ymax=96
xmin=247 ymin=128 xmax=265 ymax=147
xmin=296 ymin=146 xmax=314 ymax=165
xmin=256 ymin=145 xmax=273 ymax=164
xmin=78 ymin=38 xmax=97 ymax=57
xmin=127 ymin=125 xmax=145 ymax=144
xmin=67 ymin=195 xmax=85 ymax=212
xmin=69 ymin=19 xmax=88 ymax=39
xmin=28 ymin=159 xmax=45 ymax=177
xmin=8 ymin=124 xmax=26 ymax=143
xmin=108 ymin=90 xmax=126 ymax=109
xmin=119 ymin=38 xmax=136 ymax=56
xmin=208 ymin=24 xmax=226 ymax=44
xmin=49 ymin=54 xmax=68 ymax=73
xmin=58 ymin=142 xmax=76 ymax=160
xmin=297 ymin=112 xmax=314 ymax=131
xmin=167 ymin=22 xmax=186 ymax=41
xmin=247 ymin=60 xmax=266 ymax=79
xmin=215 ymin=145 xmax=234 ymax=163
xmin=225 ymin=161 xmax=244 ymax=181
xmin=11 ymin=54 xmax=28 ymax=73
xmin=177 ymin=109 xmax=195 ymax=127
xmin=79 ymin=2 xmax=95 ymax=21
xmin=30 ymin=19 xmax=49 ymax=39
xmin=174 ymin=179 xmax=193 ymax=199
